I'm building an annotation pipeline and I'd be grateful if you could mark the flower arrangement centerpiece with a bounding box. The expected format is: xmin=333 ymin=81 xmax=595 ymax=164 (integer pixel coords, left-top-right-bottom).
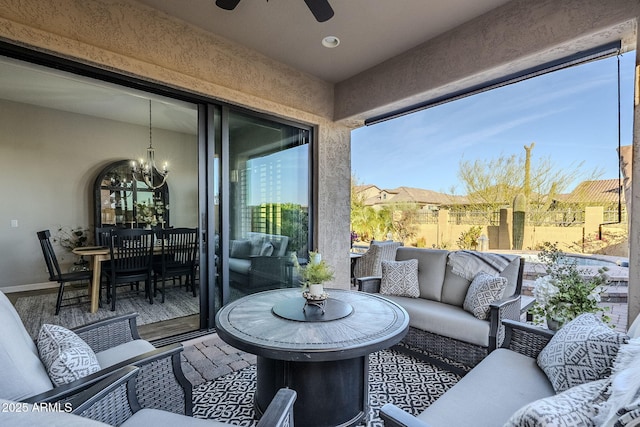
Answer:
xmin=299 ymin=251 xmax=334 ymax=299
xmin=530 ymin=242 xmax=610 ymax=330
xmin=55 ymin=226 xmax=90 ymax=251
xmin=135 ymin=200 xmax=166 ymax=227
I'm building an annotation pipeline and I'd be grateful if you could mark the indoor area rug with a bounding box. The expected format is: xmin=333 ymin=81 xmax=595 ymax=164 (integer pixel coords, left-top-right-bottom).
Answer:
xmin=192 ymin=348 xmax=460 ymax=427
xmin=15 ymin=286 xmax=199 ymax=339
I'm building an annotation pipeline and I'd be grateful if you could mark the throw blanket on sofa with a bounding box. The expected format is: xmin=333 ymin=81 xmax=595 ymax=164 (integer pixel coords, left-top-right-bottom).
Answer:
xmin=448 ymin=250 xmax=513 ymax=281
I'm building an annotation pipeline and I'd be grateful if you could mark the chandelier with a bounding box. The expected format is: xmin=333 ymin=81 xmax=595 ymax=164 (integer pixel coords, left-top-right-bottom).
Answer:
xmin=131 ymin=100 xmax=169 ymax=190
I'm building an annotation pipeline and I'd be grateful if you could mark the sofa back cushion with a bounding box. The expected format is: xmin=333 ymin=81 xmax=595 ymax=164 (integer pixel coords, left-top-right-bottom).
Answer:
xmin=246 ymin=232 xmax=289 ymax=257
xmin=441 ymin=254 xmax=521 ymax=307
xmin=499 ymin=256 xmax=522 ymax=297
xmin=229 ymin=239 xmax=252 ymax=259
xmin=396 ymin=247 xmax=448 ymax=301
xmin=0 ymin=290 xmax=53 ymax=400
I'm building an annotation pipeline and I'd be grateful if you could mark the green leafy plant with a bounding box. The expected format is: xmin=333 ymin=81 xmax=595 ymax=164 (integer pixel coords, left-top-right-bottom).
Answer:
xmin=530 ymin=242 xmax=610 ymax=327
xmin=299 ymin=251 xmax=334 ymax=287
xmin=456 ymin=226 xmax=483 ymax=250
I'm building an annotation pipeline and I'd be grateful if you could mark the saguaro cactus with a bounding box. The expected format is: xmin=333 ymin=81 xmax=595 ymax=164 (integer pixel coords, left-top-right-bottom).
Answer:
xmin=513 ymin=193 xmax=526 ymax=250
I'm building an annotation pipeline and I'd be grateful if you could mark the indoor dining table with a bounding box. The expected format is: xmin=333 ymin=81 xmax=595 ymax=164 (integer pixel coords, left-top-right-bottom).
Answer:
xmin=73 ymin=246 xmax=110 ymax=313
xmin=73 ymin=243 xmax=162 ymax=313
xmin=72 ymin=245 xmax=110 ymax=313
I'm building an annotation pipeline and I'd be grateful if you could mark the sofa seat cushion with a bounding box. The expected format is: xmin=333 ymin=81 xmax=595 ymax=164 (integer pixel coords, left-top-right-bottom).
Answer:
xmin=0 ymin=291 xmax=53 ymax=400
xmin=122 ymin=408 xmax=232 ymax=426
xmin=380 ymin=295 xmax=490 ymax=347
xmin=418 ymin=349 xmax=555 ymax=427
xmin=95 ymin=340 xmax=156 ymax=368
xmin=228 ymin=258 xmax=251 ymax=275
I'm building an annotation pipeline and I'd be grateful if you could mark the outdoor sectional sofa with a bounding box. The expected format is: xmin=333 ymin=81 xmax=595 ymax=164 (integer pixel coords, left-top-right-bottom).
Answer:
xmin=381 ymin=313 xmax=640 ymax=427
xmin=229 ymin=232 xmax=290 ymax=289
xmin=358 ymin=247 xmax=524 ymax=372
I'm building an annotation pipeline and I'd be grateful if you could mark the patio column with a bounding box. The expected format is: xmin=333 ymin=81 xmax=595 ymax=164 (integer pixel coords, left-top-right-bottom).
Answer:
xmin=628 ymin=30 xmax=640 ymax=325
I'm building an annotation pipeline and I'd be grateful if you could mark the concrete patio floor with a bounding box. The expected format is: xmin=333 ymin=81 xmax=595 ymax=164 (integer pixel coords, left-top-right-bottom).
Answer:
xmin=179 ymin=301 xmax=630 ymax=386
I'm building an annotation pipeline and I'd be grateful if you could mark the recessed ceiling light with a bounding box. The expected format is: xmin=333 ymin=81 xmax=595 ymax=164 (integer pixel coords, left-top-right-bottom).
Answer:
xmin=321 ymin=36 xmax=340 ymax=48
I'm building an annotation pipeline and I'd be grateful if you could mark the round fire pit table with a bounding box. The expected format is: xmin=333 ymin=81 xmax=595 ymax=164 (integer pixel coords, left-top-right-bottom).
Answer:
xmin=215 ymin=288 xmax=409 ymax=427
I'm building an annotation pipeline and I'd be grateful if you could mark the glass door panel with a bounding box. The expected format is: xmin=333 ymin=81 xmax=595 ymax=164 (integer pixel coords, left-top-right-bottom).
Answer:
xmin=227 ymin=111 xmax=310 ymax=300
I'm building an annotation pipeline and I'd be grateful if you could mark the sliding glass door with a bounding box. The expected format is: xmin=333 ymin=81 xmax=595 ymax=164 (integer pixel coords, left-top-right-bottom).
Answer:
xmin=0 ymin=43 xmax=314 ymax=336
xmin=225 ymin=110 xmax=311 ymax=302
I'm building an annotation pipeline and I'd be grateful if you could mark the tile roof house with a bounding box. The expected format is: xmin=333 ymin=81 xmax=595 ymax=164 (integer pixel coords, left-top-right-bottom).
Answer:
xmin=557 ymin=179 xmax=626 ymax=205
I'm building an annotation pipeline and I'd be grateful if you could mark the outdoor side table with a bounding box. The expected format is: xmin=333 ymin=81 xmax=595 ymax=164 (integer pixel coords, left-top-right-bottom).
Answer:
xmin=215 ymin=288 xmax=409 ymax=427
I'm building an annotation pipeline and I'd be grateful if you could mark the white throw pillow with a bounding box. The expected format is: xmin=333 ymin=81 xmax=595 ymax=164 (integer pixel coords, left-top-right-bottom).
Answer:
xmin=596 ymin=337 xmax=640 ymax=427
xmin=537 ymin=313 xmax=628 ymax=393
xmin=37 ymin=324 xmax=101 ymax=386
xmin=380 ymin=259 xmax=420 ymax=298
xmin=463 ymin=272 xmax=507 ymax=320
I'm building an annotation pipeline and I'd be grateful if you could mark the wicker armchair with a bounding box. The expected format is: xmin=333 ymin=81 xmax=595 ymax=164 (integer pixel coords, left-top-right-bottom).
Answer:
xmin=0 ymin=289 xmax=192 ymax=416
xmin=1 ymin=366 xmax=297 ymax=426
xmin=352 ymin=241 xmax=402 ymax=280
xmin=25 ymin=314 xmax=191 ymax=415
xmin=378 ymin=320 xmax=555 ymax=427
xmin=71 ymin=367 xmax=296 ymax=427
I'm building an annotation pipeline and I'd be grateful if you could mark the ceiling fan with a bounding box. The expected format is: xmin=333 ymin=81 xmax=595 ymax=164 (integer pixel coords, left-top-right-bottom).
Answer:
xmin=215 ymin=0 xmax=334 ymax=23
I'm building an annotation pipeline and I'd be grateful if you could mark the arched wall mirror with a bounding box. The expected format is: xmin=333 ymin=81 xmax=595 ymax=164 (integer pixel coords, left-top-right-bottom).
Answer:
xmin=94 ymin=160 xmax=170 ymax=232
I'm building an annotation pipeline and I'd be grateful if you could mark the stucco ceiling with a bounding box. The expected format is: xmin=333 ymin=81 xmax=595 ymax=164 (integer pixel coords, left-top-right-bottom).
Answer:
xmin=0 ymin=0 xmax=519 ymax=133
xmin=134 ymin=0 xmax=513 ymax=83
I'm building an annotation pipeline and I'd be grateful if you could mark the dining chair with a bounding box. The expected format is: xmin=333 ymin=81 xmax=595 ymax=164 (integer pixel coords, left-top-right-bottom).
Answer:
xmin=94 ymin=226 xmax=116 ymax=246
xmin=102 ymin=228 xmax=155 ymax=311
xmin=153 ymin=227 xmax=199 ymax=302
xmin=36 ymin=230 xmax=93 ymax=315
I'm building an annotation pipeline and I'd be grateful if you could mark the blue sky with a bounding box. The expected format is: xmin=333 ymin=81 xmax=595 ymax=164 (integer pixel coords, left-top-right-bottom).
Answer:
xmin=352 ymin=52 xmax=636 ymax=195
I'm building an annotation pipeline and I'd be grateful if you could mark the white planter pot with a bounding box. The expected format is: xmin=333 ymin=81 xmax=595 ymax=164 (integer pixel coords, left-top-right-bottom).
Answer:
xmin=309 ymin=284 xmax=324 ymax=296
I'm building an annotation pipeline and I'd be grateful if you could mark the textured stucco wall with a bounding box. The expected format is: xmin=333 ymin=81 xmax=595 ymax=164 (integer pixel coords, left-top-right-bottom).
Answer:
xmin=0 ymin=0 xmax=352 ymax=289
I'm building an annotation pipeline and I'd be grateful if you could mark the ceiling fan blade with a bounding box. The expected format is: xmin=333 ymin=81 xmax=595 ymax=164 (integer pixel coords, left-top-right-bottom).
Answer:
xmin=303 ymin=0 xmax=334 ymax=22
xmin=215 ymin=0 xmax=241 ymax=11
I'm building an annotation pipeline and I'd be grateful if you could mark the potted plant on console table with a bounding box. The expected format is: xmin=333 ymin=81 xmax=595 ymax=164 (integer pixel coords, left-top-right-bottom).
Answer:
xmin=299 ymin=251 xmax=334 ymax=299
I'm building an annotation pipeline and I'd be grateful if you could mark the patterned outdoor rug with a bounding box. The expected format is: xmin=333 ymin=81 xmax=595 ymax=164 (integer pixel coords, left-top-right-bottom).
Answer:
xmin=15 ymin=286 xmax=199 ymax=339
xmin=192 ymin=348 xmax=460 ymax=427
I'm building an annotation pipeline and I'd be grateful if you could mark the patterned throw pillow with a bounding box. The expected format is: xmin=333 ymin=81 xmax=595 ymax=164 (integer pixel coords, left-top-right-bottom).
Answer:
xmin=505 ymin=378 xmax=610 ymax=427
xmin=537 ymin=313 xmax=628 ymax=393
xmin=594 ymin=337 xmax=640 ymax=426
xmin=380 ymin=259 xmax=420 ymax=298
xmin=37 ymin=324 xmax=101 ymax=386
xmin=462 ymin=272 xmax=507 ymax=320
